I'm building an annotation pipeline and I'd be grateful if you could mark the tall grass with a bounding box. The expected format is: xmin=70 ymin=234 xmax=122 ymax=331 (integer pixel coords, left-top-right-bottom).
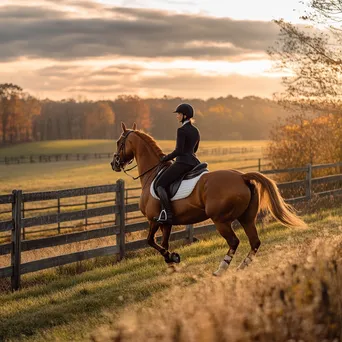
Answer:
xmin=91 ymin=235 xmax=342 ymax=342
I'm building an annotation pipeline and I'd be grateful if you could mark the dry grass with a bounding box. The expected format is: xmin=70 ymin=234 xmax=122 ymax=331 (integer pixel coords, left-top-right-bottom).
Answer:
xmin=0 ymin=204 xmax=340 ymax=341
xmin=91 ymin=235 xmax=342 ymax=342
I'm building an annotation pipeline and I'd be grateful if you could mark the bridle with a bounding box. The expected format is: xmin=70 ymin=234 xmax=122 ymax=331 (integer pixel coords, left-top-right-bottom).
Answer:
xmin=114 ymin=130 xmax=162 ymax=181
xmin=114 ymin=130 xmax=134 ymax=170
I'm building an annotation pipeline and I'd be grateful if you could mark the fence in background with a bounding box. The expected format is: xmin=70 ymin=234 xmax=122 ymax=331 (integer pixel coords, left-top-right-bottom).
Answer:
xmin=0 ymin=161 xmax=341 ymax=291
xmin=0 ymin=146 xmax=262 ymax=165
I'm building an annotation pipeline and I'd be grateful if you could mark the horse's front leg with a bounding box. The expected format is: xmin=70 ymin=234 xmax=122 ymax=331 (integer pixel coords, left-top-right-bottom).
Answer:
xmin=147 ymin=221 xmax=180 ymax=265
xmin=160 ymin=224 xmax=171 ymax=251
xmin=161 ymin=224 xmax=181 ymax=264
xmin=147 ymin=221 xmax=170 ymax=262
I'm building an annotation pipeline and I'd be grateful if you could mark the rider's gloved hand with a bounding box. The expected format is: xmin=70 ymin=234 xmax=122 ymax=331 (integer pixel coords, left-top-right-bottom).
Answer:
xmin=160 ymin=155 xmax=168 ymax=162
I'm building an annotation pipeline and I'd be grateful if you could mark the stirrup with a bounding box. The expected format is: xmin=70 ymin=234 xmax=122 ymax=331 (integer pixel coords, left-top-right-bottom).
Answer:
xmin=154 ymin=209 xmax=172 ymax=225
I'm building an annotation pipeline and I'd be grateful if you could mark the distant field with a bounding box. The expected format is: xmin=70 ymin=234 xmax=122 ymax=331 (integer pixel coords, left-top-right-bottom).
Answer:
xmin=0 ymin=139 xmax=268 ymax=157
xmin=0 ymin=140 xmax=269 ymax=194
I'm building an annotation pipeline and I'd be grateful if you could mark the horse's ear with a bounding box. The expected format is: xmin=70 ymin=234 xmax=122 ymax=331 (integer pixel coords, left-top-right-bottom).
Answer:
xmin=132 ymin=122 xmax=137 ymax=130
xmin=121 ymin=122 xmax=127 ymax=132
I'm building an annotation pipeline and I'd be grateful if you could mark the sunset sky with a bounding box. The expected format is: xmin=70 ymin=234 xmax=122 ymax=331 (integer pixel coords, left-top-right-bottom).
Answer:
xmin=0 ymin=0 xmax=308 ymax=100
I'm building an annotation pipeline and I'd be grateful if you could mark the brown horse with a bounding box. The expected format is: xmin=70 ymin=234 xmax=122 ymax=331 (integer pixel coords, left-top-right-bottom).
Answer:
xmin=111 ymin=122 xmax=307 ymax=275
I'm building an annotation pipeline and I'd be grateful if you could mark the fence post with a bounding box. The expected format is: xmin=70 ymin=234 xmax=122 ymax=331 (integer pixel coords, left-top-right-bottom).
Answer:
xmin=258 ymin=158 xmax=261 ymax=172
xmin=11 ymin=190 xmax=22 ymax=291
xmin=116 ymin=179 xmax=126 ymax=261
xmin=305 ymin=164 xmax=312 ymax=200
xmin=85 ymin=193 xmax=88 ymax=227
xmin=22 ymin=201 xmax=25 ymax=240
xmin=186 ymin=224 xmax=194 ymax=244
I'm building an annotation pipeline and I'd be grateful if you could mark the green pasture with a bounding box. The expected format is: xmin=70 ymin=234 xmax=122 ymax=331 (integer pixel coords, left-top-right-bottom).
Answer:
xmin=0 ymin=159 xmax=266 ymax=195
xmin=0 ymin=205 xmax=341 ymax=341
xmin=0 ymin=140 xmax=269 ymax=194
xmin=0 ymin=139 xmax=268 ymax=157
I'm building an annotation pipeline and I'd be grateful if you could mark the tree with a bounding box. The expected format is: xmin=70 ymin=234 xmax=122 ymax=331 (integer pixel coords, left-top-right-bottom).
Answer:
xmin=0 ymin=83 xmax=23 ymax=144
xmin=112 ymin=96 xmax=151 ymax=136
xmin=268 ymin=0 xmax=342 ymax=112
xmin=84 ymin=102 xmax=115 ymax=139
xmin=266 ymin=0 xmax=342 ymax=167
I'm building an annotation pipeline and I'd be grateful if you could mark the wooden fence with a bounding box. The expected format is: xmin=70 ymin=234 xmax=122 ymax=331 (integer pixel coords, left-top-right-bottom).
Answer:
xmin=0 ymin=147 xmax=260 ymax=165
xmin=0 ymin=162 xmax=341 ymax=291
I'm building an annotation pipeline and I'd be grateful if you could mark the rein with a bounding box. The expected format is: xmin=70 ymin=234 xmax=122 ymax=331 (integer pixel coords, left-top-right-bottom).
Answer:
xmin=123 ymin=162 xmax=161 ymax=181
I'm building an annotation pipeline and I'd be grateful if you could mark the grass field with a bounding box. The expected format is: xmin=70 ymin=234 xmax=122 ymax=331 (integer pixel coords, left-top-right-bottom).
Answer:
xmin=0 ymin=139 xmax=268 ymax=157
xmin=0 ymin=140 xmax=341 ymax=341
xmin=0 ymin=204 xmax=341 ymax=341
xmin=0 ymin=139 xmax=268 ymax=194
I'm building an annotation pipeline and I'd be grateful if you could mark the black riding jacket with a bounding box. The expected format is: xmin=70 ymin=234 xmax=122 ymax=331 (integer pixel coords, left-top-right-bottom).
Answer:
xmin=163 ymin=121 xmax=200 ymax=166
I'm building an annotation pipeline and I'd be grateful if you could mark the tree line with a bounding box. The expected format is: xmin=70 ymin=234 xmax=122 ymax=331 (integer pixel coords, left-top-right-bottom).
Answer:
xmin=0 ymin=85 xmax=293 ymax=144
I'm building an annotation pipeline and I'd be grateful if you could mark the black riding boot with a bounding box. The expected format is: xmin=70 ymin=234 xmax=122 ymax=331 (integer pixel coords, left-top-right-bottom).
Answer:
xmin=155 ymin=186 xmax=173 ymax=225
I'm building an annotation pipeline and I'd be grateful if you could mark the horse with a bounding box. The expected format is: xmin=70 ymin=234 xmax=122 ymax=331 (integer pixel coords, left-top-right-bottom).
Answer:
xmin=110 ymin=122 xmax=307 ymax=275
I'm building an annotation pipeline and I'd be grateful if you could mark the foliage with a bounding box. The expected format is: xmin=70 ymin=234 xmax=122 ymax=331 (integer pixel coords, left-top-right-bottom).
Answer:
xmin=266 ymin=1 xmax=342 ymax=174
xmin=0 ymin=83 xmax=41 ymax=144
xmin=0 ymin=83 xmax=295 ymax=144
xmin=268 ymin=0 xmax=342 ymax=112
xmin=265 ymin=112 xmax=342 ymax=179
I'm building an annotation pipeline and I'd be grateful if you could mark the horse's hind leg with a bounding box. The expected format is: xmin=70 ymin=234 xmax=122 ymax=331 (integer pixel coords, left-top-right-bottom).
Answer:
xmin=237 ymin=183 xmax=261 ymax=270
xmin=213 ymin=221 xmax=239 ymax=276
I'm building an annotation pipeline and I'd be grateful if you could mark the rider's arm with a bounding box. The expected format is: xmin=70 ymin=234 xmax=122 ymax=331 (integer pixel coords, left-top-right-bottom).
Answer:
xmin=194 ymin=139 xmax=199 ymax=153
xmin=194 ymin=130 xmax=200 ymax=153
xmin=162 ymin=128 xmax=186 ymax=161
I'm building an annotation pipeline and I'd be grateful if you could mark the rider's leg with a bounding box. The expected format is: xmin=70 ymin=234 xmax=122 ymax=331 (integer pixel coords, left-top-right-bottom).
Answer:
xmin=156 ymin=185 xmax=173 ymax=225
xmin=154 ymin=162 xmax=193 ymax=225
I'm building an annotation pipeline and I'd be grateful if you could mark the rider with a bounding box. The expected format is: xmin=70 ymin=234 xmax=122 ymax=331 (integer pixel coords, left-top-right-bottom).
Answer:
xmin=155 ymin=103 xmax=201 ymax=225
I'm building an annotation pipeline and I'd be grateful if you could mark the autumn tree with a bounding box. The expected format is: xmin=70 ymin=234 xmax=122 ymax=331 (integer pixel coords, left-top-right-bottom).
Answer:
xmin=84 ymin=102 xmax=115 ymax=139
xmin=0 ymin=83 xmax=23 ymax=144
xmin=111 ymin=96 xmax=151 ymax=136
xmin=267 ymin=0 xmax=342 ymax=168
xmin=267 ymin=113 xmax=341 ymax=174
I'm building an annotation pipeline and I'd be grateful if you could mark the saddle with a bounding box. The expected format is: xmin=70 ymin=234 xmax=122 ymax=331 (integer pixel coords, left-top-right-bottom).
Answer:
xmin=153 ymin=162 xmax=209 ymax=199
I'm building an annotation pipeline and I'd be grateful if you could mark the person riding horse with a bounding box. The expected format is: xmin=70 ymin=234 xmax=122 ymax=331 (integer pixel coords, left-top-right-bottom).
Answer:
xmin=155 ymin=103 xmax=201 ymax=225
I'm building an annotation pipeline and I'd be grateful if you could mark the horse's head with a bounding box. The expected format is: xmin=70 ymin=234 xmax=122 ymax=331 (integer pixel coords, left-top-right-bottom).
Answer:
xmin=111 ymin=122 xmax=137 ymax=172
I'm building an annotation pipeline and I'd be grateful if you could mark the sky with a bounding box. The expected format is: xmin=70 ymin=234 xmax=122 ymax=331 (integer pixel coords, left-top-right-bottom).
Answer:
xmin=0 ymin=0 xmax=309 ymax=100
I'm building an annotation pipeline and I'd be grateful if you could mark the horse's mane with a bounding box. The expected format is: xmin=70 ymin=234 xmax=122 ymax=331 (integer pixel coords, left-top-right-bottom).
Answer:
xmin=133 ymin=130 xmax=164 ymax=158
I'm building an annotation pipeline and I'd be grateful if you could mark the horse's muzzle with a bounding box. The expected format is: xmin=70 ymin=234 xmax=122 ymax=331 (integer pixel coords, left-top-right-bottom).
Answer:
xmin=111 ymin=154 xmax=122 ymax=172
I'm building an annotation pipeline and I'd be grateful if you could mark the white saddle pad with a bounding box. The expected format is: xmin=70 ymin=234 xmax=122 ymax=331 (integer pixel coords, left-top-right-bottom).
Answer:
xmin=150 ymin=171 xmax=209 ymax=201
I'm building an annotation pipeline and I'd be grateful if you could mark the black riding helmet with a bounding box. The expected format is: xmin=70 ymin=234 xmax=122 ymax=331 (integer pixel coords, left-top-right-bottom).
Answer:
xmin=173 ymin=103 xmax=194 ymax=119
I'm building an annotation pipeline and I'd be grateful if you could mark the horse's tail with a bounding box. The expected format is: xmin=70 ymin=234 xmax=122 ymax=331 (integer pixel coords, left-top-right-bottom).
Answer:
xmin=242 ymin=172 xmax=307 ymax=229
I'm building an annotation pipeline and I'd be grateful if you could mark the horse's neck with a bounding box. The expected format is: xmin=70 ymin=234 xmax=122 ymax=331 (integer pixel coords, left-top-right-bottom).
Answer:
xmin=134 ymin=140 xmax=161 ymax=188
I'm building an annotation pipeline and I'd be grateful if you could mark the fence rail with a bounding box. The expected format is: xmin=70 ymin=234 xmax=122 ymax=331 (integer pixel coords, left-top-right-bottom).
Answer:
xmin=0 ymin=162 xmax=341 ymax=291
xmin=0 ymin=147 xmax=262 ymax=165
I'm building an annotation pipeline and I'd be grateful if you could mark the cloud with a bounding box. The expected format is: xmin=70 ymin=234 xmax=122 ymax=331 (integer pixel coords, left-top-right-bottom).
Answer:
xmin=0 ymin=3 xmax=279 ymax=61
xmin=64 ymin=72 xmax=284 ymax=99
xmin=1 ymin=61 xmax=283 ymax=99
xmin=0 ymin=6 xmax=66 ymax=19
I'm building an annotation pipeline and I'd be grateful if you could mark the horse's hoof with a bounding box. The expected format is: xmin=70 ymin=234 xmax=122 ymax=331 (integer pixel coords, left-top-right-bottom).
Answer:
xmin=170 ymin=252 xmax=181 ymax=264
xmin=213 ymin=261 xmax=229 ymax=276
xmin=237 ymin=263 xmax=244 ymax=270
xmin=237 ymin=257 xmax=252 ymax=270
xmin=167 ymin=263 xmax=178 ymax=274
xmin=213 ymin=269 xmax=223 ymax=277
